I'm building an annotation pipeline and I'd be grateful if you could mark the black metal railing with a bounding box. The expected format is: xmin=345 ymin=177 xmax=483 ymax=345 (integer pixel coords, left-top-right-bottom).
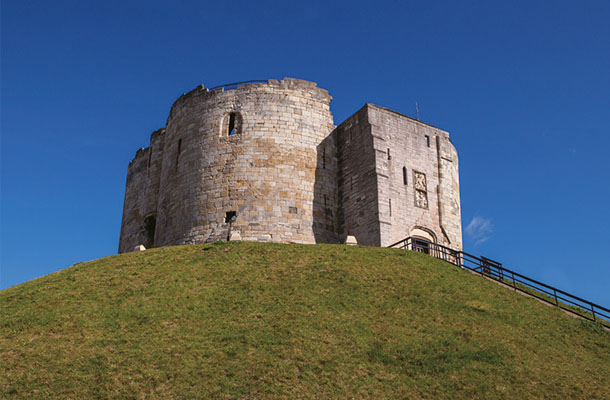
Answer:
xmin=208 ymin=80 xmax=268 ymax=92
xmin=389 ymin=237 xmax=610 ymax=328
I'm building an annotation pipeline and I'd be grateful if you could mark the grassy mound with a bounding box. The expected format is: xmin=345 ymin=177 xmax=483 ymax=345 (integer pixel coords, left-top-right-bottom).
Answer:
xmin=1 ymin=242 xmax=608 ymax=399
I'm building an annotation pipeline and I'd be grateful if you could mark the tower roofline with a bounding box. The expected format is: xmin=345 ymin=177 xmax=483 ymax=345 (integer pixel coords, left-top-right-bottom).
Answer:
xmin=167 ymin=78 xmax=331 ymax=124
xmin=362 ymin=103 xmax=449 ymax=134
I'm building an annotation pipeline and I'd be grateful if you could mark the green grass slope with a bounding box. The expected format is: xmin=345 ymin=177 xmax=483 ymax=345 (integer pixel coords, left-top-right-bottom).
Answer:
xmin=1 ymin=242 xmax=609 ymax=399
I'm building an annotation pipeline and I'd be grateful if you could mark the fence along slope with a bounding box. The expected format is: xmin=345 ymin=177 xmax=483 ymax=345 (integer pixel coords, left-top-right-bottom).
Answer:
xmin=389 ymin=237 xmax=610 ymax=328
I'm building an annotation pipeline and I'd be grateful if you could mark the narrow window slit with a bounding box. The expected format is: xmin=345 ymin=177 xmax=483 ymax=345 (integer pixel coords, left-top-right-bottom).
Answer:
xmin=322 ymin=148 xmax=326 ymax=169
xmin=228 ymin=113 xmax=236 ymax=136
xmin=403 ymin=166 xmax=408 ymax=185
xmin=147 ymin=146 xmax=153 ymax=177
xmin=175 ymin=139 xmax=182 ymax=168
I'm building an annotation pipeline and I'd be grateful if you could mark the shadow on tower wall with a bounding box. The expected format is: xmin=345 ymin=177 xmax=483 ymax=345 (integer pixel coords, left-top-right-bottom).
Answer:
xmin=312 ymin=130 xmax=342 ymax=244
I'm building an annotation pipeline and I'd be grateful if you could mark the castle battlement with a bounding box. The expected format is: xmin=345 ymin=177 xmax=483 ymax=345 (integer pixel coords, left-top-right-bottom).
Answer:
xmin=119 ymin=78 xmax=462 ymax=253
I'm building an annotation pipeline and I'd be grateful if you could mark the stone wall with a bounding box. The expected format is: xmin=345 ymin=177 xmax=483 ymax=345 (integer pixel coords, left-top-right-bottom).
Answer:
xmin=334 ymin=104 xmax=462 ymax=249
xmin=334 ymin=106 xmax=382 ymax=246
xmin=118 ymin=128 xmax=165 ymax=253
xmin=118 ymin=78 xmax=338 ymax=251
xmin=119 ymin=79 xmax=462 ymax=253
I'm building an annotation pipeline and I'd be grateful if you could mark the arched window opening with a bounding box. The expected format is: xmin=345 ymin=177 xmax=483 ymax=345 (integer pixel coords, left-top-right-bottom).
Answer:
xmin=222 ymin=111 xmax=242 ymax=137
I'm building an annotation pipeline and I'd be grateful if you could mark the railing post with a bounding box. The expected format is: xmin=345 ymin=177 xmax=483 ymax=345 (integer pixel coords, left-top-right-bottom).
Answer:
xmin=512 ymin=272 xmax=516 ymax=291
xmin=591 ymin=304 xmax=597 ymax=322
xmin=553 ymin=289 xmax=558 ymax=306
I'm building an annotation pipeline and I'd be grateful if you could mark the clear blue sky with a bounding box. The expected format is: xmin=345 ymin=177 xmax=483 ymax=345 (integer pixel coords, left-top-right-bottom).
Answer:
xmin=2 ymin=1 xmax=609 ymax=306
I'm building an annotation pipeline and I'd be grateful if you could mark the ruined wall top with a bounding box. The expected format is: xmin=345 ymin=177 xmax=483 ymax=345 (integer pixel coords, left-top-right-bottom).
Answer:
xmin=168 ymin=78 xmax=332 ymax=121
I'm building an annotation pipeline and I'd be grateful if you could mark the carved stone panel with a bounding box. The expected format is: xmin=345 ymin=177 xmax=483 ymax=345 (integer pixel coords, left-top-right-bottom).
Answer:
xmin=413 ymin=171 xmax=427 ymax=191
xmin=413 ymin=171 xmax=428 ymax=209
xmin=415 ymin=189 xmax=428 ymax=209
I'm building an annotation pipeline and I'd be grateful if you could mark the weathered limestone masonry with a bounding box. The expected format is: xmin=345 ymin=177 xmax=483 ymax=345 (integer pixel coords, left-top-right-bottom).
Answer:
xmin=333 ymin=106 xmax=380 ymax=246
xmin=119 ymin=78 xmax=338 ymax=252
xmin=336 ymin=104 xmax=462 ymax=249
xmin=119 ymin=128 xmax=165 ymax=252
xmin=119 ymin=78 xmax=462 ymax=253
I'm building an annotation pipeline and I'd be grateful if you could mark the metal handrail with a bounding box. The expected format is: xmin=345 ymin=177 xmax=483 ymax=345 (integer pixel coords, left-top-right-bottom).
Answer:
xmin=207 ymin=80 xmax=268 ymax=91
xmin=388 ymin=237 xmax=610 ymax=327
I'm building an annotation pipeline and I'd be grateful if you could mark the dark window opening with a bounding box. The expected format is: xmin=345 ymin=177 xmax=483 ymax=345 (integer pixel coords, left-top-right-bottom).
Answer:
xmin=425 ymin=135 xmax=430 ymax=147
xmin=403 ymin=166 xmax=408 ymax=185
xmin=228 ymin=113 xmax=236 ymax=136
xmin=225 ymin=211 xmax=236 ymax=223
xmin=289 ymin=206 xmax=298 ymax=214
xmin=387 ymin=148 xmax=391 ymax=160
xmin=389 ymin=199 xmax=392 ymax=216
xmin=413 ymin=238 xmax=430 ymax=254
xmin=143 ymin=215 xmax=156 ymax=248
xmin=175 ymin=139 xmax=182 ymax=168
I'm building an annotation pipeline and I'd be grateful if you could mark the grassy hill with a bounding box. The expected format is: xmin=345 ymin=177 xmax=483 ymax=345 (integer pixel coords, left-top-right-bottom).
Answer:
xmin=1 ymin=242 xmax=609 ymax=399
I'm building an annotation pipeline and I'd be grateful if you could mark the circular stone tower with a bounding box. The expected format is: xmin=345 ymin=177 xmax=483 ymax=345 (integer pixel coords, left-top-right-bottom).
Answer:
xmin=149 ymin=78 xmax=336 ymax=246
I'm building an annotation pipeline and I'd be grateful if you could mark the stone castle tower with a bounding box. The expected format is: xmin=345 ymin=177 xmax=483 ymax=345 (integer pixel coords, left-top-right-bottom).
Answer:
xmin=119 ymin=78 xmax=462 ymax=253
